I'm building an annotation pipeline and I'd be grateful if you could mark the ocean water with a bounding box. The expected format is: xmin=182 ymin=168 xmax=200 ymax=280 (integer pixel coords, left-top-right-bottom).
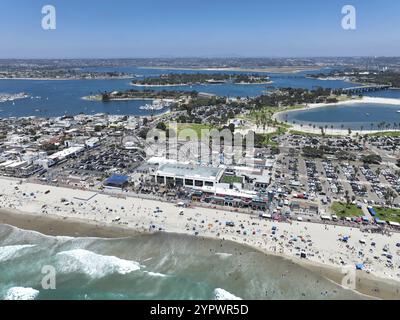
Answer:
xmin=280 ymin=102 xmax=400 ymax=130
xmin=0 ymin=67 xmax=358 ymax=118
xmin=0 ymin=224 xmax=364 ymax=300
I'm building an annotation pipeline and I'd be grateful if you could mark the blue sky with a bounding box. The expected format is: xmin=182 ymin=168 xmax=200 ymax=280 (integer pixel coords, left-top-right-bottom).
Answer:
xmin=0 ymin=0 xmax=399 ymax=58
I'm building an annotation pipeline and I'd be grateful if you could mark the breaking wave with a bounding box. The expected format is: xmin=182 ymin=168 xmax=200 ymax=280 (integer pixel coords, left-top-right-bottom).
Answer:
xmin=214 ymin=288 xmax=242 ymax=300
xmin=4 ymin=287 xmax=39 ymax=300
xmin=215 ymin=252 xmax=233 ymax=259
xmin=55 ymin=249 xmax=141 ymax=278
xmin=143 ymin=271 xmax=168 ymax=277
xmin=0 ymin=245 xmax=36 ymax=262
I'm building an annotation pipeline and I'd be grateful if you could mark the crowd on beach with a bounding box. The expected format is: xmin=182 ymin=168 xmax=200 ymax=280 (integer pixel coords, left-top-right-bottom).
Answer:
xmin=1 ymin=177 xmax=400 ymax=299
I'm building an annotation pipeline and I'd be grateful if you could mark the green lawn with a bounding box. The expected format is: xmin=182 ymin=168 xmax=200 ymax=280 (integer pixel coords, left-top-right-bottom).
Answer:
xmin=367 ymin=131 xmax=400 ymax=137
xmin=221 ymin=175 xmax=243 ymax=184
xmin=289 ymin=130 xmax=338 ymax=138
xmin=374 ymin=207 xmax=400 ymax=223
xmin=331 ymin=202 xmax=363 ymax=217
xmin=255 ymin=126 xmax=288 ymax=147
xmin=170 ymin=123 xmax=215 ymax=137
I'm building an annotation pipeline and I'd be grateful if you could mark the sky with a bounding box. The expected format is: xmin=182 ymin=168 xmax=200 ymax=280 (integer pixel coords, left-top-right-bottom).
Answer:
xmin=0 ymin=0 xmax=399 ymax=58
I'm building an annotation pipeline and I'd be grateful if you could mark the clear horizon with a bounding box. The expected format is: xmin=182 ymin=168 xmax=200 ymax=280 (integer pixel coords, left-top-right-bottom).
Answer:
xmin=1 ymin=0 xmax=400 ymax=59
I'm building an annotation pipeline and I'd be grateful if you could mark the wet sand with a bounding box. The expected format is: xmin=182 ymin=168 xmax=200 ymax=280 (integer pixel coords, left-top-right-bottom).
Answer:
xmin=1 ymin=176 xmax=400 ymax=300
xmin=1 ymin=207 xmax=399 ymax=300
xmin=0 ymin=208 xmax=138 ymax=239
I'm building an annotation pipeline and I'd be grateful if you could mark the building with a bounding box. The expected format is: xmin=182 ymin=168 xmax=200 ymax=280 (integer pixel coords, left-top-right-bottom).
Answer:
xmin=47 ymin=146 xmax=85 ymax=164
xmin=155 ymin=163 xmax=224 ymax=189
xmin=103 ymin=175 xmax=129 ymax=189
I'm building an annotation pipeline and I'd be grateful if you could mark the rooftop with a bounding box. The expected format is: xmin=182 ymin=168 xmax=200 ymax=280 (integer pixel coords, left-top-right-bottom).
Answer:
xmin=104 ymin=174 xmax=129 ymax=187
xmin=157 ymin=163 xmax=224 ymax=180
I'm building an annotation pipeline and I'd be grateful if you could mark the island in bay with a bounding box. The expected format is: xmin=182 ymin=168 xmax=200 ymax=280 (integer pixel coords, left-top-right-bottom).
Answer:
xmin=131 ymin=73 xmax=272 ymax=86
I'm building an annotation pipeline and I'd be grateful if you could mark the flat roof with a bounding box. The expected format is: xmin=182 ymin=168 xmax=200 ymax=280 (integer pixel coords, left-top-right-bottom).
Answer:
xmin=48 ymin=146 xmax=84 ymax=160
xmin=104 ymin=175 xmax=129 ymax=186
xmin=0 ymin=160 xmax=14 ymax=167
xmin=157 ymin=163 xmax=224 ymax=180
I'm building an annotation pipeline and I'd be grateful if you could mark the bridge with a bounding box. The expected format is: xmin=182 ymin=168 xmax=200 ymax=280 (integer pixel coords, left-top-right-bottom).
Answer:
xmin=342 ymin=84 xmax=392 ymax=94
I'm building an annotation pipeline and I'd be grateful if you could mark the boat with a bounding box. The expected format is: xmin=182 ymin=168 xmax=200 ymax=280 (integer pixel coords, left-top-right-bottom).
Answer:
xmin=365 ymin=113 xmax=370 ymax=116
xmin=397 ymin=110 xmax=400 ymax=113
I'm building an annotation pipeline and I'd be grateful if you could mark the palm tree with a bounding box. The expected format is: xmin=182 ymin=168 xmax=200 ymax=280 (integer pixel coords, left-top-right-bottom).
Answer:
xmin=345 ymin=190 xmax=350 ymax=205
xmin=255 ymin=113 xmax=260 ymax=129
xmin=261 ymin=112 xmax=268 ymax=131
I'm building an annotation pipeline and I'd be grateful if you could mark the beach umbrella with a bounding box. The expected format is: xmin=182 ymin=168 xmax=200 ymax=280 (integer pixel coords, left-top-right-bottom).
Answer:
xmin=355 ymin=263 xmax=364 ymax=270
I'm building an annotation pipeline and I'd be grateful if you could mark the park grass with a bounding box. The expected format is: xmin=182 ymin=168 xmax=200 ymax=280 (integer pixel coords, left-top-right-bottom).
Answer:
xmin=374 ymin=207 xmax=400 ymax=223
xmin=331 ymin=202 xmax=363 ymax=218
xmin=257 ymin=126 xmax=288 ymax=147
xmin=367 ymin=131 xmax=400 ymax=137
xmin=248 ymin=104 xmax=304 ymax=121
xmin=170 ymin=123 xmax=215 ymax=137
xmin=289 ymin=130 xmax=338 ymax=138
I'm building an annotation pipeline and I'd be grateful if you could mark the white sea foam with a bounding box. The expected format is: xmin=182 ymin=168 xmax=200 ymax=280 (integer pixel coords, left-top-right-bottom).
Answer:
xmin=0 ymin=245 xmax=36 ymax=262
xmin=214 ymin=288 xmax=242 ymax=300
xmin=55 ymin=249 xmax=141 ymax=278
xmin=144 ymin=271 xmax=168 ymax=277
xmin=4 ymin=287 xmax=39 ymax=300
xmin=215 ymin=252 xmax=233 ymax=259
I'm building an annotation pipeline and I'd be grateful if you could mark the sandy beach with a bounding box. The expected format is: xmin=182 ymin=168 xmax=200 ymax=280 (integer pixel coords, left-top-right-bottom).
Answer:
xmin=273 ymin=97 xmax=400 ymax=135
xmin=1 ymin=177 xmax=400 ymax=299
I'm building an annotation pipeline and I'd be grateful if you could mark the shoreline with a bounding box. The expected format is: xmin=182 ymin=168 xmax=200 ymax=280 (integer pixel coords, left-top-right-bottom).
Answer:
xmin=131 ymin=81 xmax=274 ymax=87
xmin=273 ymin=96 xmax=400 ymax=135
xmin=1 ymin=177 xmax=400 ymax=299
xmin=139 ymin=66 xmax=322 ymax=74
xmin=82 ymin=96 xmax=154 ymax=102
xmin=0 ymin=208 xmax=396 ymax=300
xmin=131 ymin=83 xmax=190 ymax=87
xmin=0 ymin=77 xmax=134 ymax=81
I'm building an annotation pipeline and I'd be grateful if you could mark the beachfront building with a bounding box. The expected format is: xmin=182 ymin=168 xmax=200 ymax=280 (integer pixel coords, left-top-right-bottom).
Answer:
xmin=103 ymin=174 xmax=130 ymax=189
xmin=155 ymin=163 xmax=225 ymax=189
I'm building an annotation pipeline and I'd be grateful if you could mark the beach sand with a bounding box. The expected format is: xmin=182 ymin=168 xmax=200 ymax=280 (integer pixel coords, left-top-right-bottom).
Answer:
xmin=1 ymin=177 xmax=400 ymax=299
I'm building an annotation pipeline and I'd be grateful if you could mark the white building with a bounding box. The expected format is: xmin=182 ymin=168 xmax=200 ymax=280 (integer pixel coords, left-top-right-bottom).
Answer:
xmin=155 ymin=163 xmax=225 ymax=188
